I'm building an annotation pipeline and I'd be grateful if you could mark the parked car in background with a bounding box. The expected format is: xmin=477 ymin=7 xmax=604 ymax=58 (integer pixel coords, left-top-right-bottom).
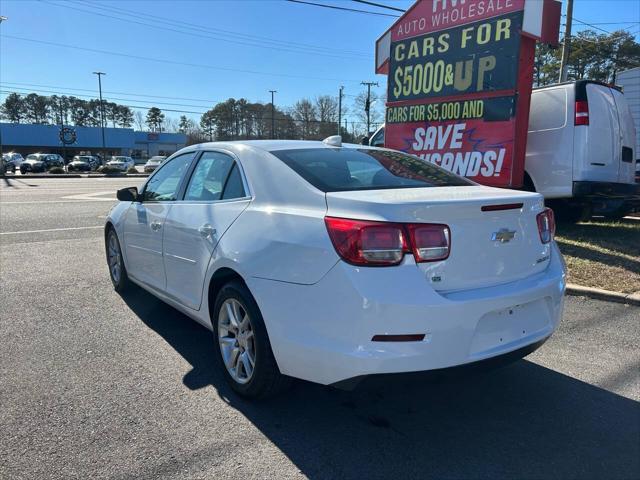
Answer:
xmin=106 ymin=156 xmax=135 ymax=171
xmin=67 ymin=155 xmax=101 ymax=172
xmin=365 ymin=80 xmax=639 ymax=220
xmin=2 ymin=152 xmax=24 ymax=169
xmin=105 ymin=138 xmax=566 ymax=398
xmin=20 ymin=153 xmax=64 ymax=174
xmin=1 ymin=155 xmax=16 ymax=174
xmin=143 ymin=155 xmax=166 ymax=173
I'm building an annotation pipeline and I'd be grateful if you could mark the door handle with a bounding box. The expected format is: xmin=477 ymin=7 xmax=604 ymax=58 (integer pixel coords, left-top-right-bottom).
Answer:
xmin=150 ymin=221 xmax=162 ymax=232
xmin=198 ymin=224 xmax=216 ymax=239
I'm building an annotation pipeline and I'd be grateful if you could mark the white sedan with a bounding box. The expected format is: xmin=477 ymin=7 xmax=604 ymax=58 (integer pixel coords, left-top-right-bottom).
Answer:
xmin=105 ymin=138 xmax=566 ymax=398
xmin=106 ymin=156 xmax=135 ymax=171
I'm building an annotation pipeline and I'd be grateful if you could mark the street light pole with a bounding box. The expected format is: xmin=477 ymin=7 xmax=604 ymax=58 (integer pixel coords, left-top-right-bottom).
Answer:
xmin=269 ymin=90 xmax=277 ymax=139
xmin=338 ymin=86 xmax=344 ymax=136
xmin=361 ymin=81 xmax=379 ymax=137
xmin=93 ymin=71 xmax=107 ymax=163
xmin=0 ymin=16 xmax=7 ymax=161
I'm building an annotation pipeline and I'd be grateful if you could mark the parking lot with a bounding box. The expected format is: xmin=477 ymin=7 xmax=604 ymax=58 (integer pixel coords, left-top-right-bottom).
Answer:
xmin=1 ymin=178 xmax=639 ymax=479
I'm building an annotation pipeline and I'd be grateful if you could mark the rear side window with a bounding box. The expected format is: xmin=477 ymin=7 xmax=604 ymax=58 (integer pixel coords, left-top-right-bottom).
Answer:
xmin=184 ymin=151 xmax=245 ymax=201
xmin=272 ymin=148 xmax=472 ymax=192
xmin=221 ymin=164 xmax=246 ymax=199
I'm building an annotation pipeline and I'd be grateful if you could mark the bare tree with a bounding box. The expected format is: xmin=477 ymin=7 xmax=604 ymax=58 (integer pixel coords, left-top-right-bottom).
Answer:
xmin=134 ymin=110 xmax=145 ymax=131
xmin=353 ymin=91 xmax=383 ymax=135
xmin=291 ymin=99 xmax=318 ymax=140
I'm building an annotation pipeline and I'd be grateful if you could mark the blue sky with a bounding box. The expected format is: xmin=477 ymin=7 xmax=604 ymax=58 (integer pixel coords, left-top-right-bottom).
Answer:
xmin=1 ymin=0 xmax=638 ymax=126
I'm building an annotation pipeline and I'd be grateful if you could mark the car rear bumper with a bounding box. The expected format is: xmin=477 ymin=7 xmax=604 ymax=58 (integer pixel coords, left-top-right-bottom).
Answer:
xmin=248 ymin=243 xmax=566 ymax=385
xmin=331 ymin=336 xmax=550 ymax=390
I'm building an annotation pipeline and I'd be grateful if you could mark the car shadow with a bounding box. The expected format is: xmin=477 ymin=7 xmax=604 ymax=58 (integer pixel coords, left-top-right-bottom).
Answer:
xmin=555 ymin=238 xmax=640 ymax=275
xmin=121 ymin=287 xmax=640 ymax=480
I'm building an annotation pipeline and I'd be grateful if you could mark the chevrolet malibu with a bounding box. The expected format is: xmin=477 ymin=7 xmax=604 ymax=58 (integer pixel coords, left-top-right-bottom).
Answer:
xmin=105 ymin=138 xmax=566 ymax=398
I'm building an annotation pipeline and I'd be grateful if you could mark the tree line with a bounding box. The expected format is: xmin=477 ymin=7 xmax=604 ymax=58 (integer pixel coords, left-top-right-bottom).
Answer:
xmin=534 ymin=30 xmax=639 ymax=87
xmin=0 ymin=91 xmax=382 ymax=143
xmin=0 ymin=92 xmax=135 ymax=129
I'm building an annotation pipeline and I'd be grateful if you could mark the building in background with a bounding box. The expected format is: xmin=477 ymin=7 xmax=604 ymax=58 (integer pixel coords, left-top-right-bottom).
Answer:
xmin=0 ymin=123 xmax=187 ymax=163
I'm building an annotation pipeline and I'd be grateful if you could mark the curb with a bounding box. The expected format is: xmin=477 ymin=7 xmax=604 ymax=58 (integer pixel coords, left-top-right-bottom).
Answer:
xmin=7 ymin=173 xmax=149 ymax=179
xmin=6 ymin=174 xmax=82 ymax=179
xmin=566 ymin=284 xmax=640 ymax=306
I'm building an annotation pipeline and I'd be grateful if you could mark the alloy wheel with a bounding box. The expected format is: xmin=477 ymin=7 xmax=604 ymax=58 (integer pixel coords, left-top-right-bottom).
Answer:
xmin=218 ymin=298 xmax=256 ymax=384
xmin=107 ymin=233 xmax=122 ymax=283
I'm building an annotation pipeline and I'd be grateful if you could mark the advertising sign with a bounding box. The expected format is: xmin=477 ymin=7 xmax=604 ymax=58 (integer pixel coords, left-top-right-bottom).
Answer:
xmin=378 ymin=0 xmax=560 ymax=188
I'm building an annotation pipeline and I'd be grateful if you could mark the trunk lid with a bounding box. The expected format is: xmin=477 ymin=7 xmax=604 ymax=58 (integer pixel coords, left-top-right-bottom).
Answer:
xmin=326 ymin=186 xmax=551 ymax=292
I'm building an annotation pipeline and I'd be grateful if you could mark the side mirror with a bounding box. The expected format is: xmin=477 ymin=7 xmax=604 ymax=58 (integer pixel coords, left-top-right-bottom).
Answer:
xmin=117 ymin=186 xmax=139 ymax=202
xmin=360 ymin=136 xmax=370 ymax=145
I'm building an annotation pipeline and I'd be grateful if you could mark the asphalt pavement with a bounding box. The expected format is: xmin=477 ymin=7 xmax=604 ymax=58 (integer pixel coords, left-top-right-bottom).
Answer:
xmin=1 ymin=178 xmax=639 ymax=480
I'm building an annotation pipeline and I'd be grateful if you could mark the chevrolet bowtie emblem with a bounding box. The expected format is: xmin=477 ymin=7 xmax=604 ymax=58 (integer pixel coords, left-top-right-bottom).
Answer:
xmin=491 ymin=228 xmax=516 ymax=243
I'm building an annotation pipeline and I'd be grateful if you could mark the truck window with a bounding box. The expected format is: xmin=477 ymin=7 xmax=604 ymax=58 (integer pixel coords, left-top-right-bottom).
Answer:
xmin=528 ymin=88 xmax=567 ymax=132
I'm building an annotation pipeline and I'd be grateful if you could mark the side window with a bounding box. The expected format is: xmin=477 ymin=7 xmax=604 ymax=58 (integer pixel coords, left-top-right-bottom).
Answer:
xmin=370 ymin=128 xmax=384 ymax=147
xmin=221 ymin=164 xmax=246 ymax=199
xmin=184 ymin=151 xmax=234 ymax=201
xmin=143 ymin=152 xmax=195 ymax=202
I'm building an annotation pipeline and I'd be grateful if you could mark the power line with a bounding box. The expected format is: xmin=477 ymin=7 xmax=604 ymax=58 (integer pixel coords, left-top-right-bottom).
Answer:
xmin=0 ymin=89 xmax=209 ymax=115
xmin=70 ymin=0 xmax=369 ymax=58
xmin=0 ymin=89 xmax=376 ymax=125
xmin=0 ymin=84 xmax=215 ymax=109
xmin=569 ymin=16 xmax=612 ymax=35
xmin=351 ymin=0 xmax=405 ymax=13
xmin=285 ymin=0 xmax=400 ymax=18
xmin=588 ymin=21 xmax=640 ymax=26
xmin=1 ymin=34 xmax=363 ymax=84
xmin=41 ymin=0 xmax=370 ymax=61
xmin=0 ymin=81 xmax=220 ymax=103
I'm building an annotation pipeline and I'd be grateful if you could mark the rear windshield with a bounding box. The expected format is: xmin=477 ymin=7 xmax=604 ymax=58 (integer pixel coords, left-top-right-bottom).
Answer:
xmin=272 ymin=148 xmax=472 ymax=192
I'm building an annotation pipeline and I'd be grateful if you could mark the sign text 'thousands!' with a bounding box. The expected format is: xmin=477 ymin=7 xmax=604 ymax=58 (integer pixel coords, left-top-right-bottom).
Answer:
xmin=378 ymin=0 xmax=561 ymax=188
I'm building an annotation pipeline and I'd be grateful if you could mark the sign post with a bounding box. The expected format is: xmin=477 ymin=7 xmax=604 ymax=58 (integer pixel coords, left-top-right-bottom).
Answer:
xmin=376 ymin=0 xmax=561 ymax=188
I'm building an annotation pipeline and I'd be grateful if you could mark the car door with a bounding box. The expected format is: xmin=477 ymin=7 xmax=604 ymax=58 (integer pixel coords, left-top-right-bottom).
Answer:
xmin=123 ymin=152 xmax=196 ymax=291
xmin=163 ymin=150 xmax=251 ymax=310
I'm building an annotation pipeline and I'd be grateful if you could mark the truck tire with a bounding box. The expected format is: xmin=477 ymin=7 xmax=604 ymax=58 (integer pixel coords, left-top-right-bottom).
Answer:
xmin=549 ymin=201 xmax=591 ymax=223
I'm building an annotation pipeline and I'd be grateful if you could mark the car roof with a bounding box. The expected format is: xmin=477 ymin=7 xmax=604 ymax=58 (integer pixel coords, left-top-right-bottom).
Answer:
xmin=178 ymin=139 xmax=373 ymax=156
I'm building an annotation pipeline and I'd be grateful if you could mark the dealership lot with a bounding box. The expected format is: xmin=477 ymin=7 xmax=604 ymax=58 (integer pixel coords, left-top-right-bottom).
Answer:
xmin=1 ymin=178 xmax=638 ymax=479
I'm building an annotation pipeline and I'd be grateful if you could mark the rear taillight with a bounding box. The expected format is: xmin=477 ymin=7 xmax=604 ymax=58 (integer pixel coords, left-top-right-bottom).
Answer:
xmin=324 ymin=217 xmax=450 ymax=266
xmin=406 ymin=224 xmax=450 ymax=262
xmin=324 ymin=217 xmax=407 ymax=266
xmin=536 ymin=208 xmax=556 ymax=244
xmin=575 ymin=100 xmax=589 ymax=126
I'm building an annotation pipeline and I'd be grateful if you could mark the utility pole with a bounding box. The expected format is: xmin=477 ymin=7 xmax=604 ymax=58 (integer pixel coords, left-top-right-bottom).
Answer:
xmin=0 ymin=16 xmax=7 ymax=161
xmin=59 ymin=100 xmax=67 ymax=168
xmin=337 ymin=86 xmax=344 ymax=136
xmin=361 ymin=81 xmax=379 ymax=137
xmin=93 ymin=71 xmax=107 ymax=162
xmin=559 ymin=0 xmax=573 ymax=82
xmin=269 ymin=90 xmax=277 ymax=139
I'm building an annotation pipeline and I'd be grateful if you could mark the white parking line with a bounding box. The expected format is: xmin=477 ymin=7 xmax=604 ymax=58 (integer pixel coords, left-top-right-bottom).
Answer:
xmin=0 ymin=226 xmax=103 ymax=235
xmin=62 ymin=191 xmax=117 ymax=201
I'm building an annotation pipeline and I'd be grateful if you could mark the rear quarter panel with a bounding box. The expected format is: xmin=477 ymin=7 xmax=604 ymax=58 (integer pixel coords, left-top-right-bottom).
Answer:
xmin=206 ymin=145 xmax=340 ymax=286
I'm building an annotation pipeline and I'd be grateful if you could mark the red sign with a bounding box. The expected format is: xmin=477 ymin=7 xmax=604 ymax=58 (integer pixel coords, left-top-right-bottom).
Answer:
xmin=391 ymin=0 xmax=524 ymax=41
xmin=379 ymin=0 xmax=560 ymax=188
xmin=386 ymin=96 xmax=516 ymax=187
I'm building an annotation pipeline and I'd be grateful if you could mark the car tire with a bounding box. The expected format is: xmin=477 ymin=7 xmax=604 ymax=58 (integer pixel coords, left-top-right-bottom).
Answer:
xmin=105 ymin=228 xmax=130 ymax=293
xmin=213 ymin=281 xmax=292 ymax=399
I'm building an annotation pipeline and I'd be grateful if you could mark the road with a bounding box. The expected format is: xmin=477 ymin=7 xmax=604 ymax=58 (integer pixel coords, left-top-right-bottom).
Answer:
xmin=1 ymin=178 xmax=639 ymax=480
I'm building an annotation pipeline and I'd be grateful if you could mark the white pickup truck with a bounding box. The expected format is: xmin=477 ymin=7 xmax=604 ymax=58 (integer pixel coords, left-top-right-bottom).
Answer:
xmin=369 ymin=80 xmax=639 ymax=220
